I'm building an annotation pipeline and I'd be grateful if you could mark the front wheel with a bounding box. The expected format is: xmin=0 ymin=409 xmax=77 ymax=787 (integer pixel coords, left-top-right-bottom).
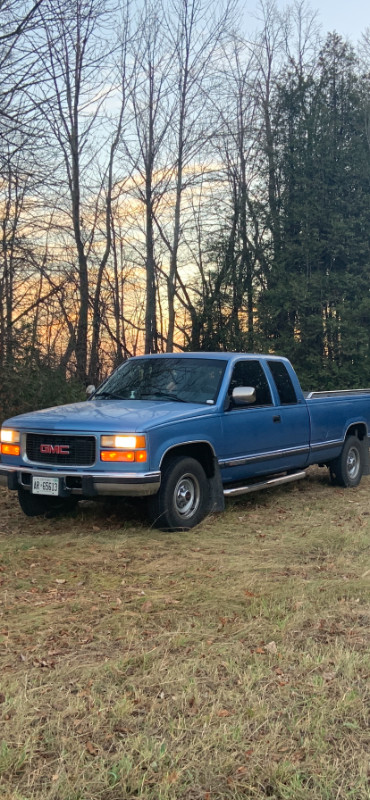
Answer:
xmin=147 ymin=456 xmax=210 ymax=531
xmin=329 ymin=435 xmax=364 ymax=488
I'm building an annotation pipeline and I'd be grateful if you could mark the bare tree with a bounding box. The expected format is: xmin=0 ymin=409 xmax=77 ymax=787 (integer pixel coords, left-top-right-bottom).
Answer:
xmin=124 ymin=0 xmax=175 ymax=353
xmin=211 ymin=32 xmax=260 ymax=348
xmin=126 ymin=0 xmax=173 ymax=353
xmin=32 ymin=0 xmax=131 ymax=383
xmin=160 ymin=0 xmax=235 ymax=351
xmin=0 ymin=1 xmax=45 ymax=165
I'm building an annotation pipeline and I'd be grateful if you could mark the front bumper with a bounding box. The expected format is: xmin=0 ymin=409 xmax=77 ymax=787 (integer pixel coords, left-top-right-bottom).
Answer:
xmin=0 ymin=464 xmax=161 ymax=497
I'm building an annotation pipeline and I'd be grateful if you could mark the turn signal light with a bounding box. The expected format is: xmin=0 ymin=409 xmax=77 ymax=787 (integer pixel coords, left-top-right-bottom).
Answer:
xmin=1 ymin=443 xmax=20 ymax=456
xmin=101 ymin=450 xmax=134 ymax=462
xmin=100 ymin=450 xmax=147 ymax=463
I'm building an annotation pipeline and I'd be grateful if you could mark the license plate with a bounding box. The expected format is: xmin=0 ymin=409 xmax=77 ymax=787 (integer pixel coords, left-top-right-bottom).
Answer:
xmin=32 ymin=476 xmax=59 ymax=496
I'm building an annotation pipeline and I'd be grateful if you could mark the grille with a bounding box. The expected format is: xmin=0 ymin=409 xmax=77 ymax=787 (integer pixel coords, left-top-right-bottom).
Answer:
xmin=26 ymin=434 xmax=96 ymax=466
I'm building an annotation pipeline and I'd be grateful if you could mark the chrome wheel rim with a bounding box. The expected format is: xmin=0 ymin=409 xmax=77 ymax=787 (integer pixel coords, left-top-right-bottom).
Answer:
xmin=174 ymin=473 xmax=200 ymax=519
xmin=347 ymin=447 xmax=360 ymax=480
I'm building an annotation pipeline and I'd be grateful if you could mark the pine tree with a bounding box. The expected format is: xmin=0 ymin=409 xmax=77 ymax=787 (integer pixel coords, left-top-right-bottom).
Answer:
xmin=259 ymin=34 xmax=370 ymax=389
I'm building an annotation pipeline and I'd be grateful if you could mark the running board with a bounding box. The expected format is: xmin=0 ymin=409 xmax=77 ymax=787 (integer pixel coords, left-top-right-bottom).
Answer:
xmin=223 ymin=470 xmax=306 ymax=498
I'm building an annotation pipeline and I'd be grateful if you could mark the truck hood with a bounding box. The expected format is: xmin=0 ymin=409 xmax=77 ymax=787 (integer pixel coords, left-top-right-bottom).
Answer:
xmin=3 ymin=398 xmax=216 ymax=433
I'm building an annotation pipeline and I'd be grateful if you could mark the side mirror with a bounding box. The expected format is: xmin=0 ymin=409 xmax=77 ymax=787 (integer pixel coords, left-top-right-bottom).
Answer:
xmin=86 ymin=384 xmax=96 ymax=398
xmin=232 ymin=386 xmax=256 ymax=406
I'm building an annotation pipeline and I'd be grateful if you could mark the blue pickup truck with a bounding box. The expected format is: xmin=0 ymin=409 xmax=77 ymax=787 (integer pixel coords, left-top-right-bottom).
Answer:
xmin=1 ymin=353 xmax=370 ymax=530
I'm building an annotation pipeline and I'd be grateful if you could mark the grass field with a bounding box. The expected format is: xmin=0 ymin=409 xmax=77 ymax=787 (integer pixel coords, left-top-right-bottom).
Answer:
xmin=0 ymin=467 xmax=369 ymax=800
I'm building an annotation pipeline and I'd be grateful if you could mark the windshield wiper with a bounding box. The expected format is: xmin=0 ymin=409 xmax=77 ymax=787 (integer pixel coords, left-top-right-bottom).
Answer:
xmin=94 ymin=391 xmax=124 ymax=400
xmin=140 ymin=392 xmax=187 ymax=403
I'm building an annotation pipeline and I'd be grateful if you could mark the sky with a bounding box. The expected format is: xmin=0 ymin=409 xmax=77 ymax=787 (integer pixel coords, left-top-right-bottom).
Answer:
xmin=248 ymin=1 xmax=370 ymax=43
xmin=311 ymin=0 xmax=369 ymax=41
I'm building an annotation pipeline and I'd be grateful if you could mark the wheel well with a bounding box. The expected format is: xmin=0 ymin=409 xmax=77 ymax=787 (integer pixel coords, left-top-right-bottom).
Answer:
xmin=346 ymin=423 xmax=367 ymax=442
xmin=160 ymin=443 xmax=215 ymax=478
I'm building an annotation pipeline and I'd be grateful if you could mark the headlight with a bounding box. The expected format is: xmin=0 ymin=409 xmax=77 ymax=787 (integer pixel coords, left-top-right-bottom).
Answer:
xmin=101 ymin=434 xmax=146 ymax=449
xmin=1 ymin=429 xmax=20 ymax=444
xmin=100 ymin=433 xmax=147 ymax=463
xmin=1 ymin=429 xmax=20 ymax=456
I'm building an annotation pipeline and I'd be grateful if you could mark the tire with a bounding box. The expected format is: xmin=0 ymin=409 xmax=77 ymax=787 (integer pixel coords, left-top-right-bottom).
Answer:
xmin=147 ymin=456 xmax=210 ymax=531
xmin=18 ymin=488 xmax=79 ymax=518
xmin=329 ymin=435 xmax=364 ymax=488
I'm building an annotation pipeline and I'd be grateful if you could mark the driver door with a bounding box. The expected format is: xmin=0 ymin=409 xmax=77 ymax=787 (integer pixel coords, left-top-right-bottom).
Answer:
xmin=219 ymin=359 xmax=307 ymax=483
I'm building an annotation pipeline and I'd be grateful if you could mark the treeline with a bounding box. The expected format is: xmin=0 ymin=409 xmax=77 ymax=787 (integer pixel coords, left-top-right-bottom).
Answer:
xmin=1 ymin=0 xmax=370 ymax=419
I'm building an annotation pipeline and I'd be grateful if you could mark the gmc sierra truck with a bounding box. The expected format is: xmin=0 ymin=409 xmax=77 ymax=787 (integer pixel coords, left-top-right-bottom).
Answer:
xmin=1 ymin=353 xmax=370 ymax=530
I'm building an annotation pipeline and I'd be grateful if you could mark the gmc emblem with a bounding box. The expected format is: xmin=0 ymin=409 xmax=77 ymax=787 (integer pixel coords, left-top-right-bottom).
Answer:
xmin=40 ymin=444 xmax=70 ymax=455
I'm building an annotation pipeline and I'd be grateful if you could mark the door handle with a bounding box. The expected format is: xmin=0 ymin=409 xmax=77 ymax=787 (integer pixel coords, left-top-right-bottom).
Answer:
xmin=273 ymin=415 xmax=281 ymax=423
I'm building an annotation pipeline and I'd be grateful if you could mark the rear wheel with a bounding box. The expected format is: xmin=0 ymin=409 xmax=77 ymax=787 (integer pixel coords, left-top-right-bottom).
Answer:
xmin=147 ymin=456 xmax=209 ymax=531
xmin=18 ymin=488 xmax=79 ymax=517
xmin=329 ymin=435 xmax=364 ymax=488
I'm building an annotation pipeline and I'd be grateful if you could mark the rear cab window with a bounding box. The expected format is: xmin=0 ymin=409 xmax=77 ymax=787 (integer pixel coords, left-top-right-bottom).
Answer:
xmin=267 ymin=360 xmax=297 ymax=405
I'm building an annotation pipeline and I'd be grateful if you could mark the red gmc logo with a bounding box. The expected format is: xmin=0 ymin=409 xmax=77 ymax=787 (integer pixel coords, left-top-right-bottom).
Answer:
xmin=40 ymin=444 xmax=70 ymax=455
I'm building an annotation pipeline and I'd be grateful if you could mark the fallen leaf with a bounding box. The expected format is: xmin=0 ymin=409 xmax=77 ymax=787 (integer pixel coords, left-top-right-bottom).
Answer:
xmin=292 ymin=748 xmax=306 ymax=762
xmin=244 ymin=590 xmax=256 ymax=597
xmin=85 ymin=741 xmax=98 ymax=755
xmin=265 ymin=641 xmax=277 ymax=654
xmin=142 ymin=600 xmax=153 ymax=613
xmin=55 ymin=579 xmax=66 ymax=585
xmin=166 ymin=771 xmax=178 ymax=784
xmin=217 ymin=709 xmax=232 ymax=717
xmin=33 ymin=658 xmax=55 ymax=669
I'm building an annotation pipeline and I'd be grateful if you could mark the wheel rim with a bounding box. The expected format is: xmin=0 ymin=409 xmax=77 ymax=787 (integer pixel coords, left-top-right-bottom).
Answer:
xmin=347 ymin=446 xmax=360 ymax=480
xmin=174 ymin=473 xmax=200 ymax=519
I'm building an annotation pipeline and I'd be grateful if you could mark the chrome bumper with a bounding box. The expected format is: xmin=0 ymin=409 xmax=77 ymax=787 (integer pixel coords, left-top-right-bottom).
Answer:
xmin=0 ymin=464 xmax=161 ymax=497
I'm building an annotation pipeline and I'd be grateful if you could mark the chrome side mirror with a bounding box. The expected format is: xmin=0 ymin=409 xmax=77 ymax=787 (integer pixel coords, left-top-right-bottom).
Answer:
xmin=232 ymin=386 xmax=256 ymax=406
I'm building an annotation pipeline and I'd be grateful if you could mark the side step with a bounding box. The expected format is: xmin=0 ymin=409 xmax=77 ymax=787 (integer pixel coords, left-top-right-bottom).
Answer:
xmin=223 ymin=470 xmax=306 ymax=498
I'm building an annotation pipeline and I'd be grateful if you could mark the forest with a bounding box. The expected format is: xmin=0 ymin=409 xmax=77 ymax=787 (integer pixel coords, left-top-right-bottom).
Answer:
xmin=1 ymin=0 xmax=370 ymax=419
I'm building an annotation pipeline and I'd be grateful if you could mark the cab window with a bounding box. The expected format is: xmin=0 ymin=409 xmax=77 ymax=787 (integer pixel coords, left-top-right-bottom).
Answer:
xmin=229 ymin=360 xmax=272 ymax=406
xmin=267 ymin=360 xmax=297 ymax=404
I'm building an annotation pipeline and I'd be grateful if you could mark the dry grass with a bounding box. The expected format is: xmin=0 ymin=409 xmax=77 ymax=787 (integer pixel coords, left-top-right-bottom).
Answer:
xmin=0 ymin=467 xmax=369 ymax=799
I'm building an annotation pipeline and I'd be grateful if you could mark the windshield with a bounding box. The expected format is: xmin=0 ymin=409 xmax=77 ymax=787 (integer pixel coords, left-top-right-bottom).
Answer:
xmin=95 ymin=357 xmax=226 ymax=405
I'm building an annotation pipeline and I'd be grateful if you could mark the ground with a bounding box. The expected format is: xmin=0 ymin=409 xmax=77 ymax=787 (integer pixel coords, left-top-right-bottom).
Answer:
xmin=0 ymin=467 xmax=369 ymax=800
